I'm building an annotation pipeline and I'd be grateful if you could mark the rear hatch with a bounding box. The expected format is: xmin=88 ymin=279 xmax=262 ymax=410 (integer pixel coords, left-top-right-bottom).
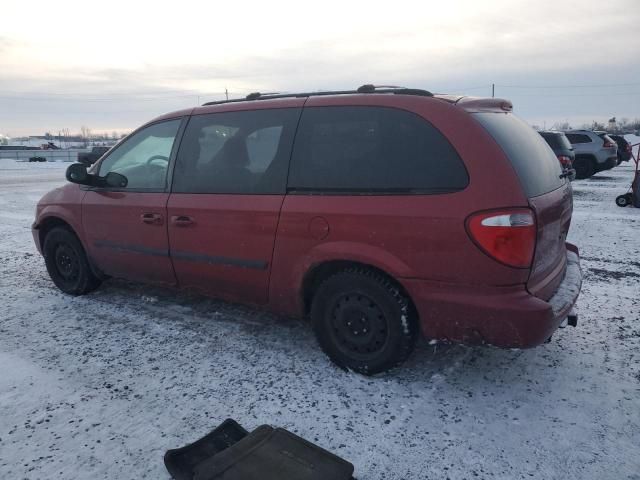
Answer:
xmin=473 ymin=113 xmax=572 ymax=300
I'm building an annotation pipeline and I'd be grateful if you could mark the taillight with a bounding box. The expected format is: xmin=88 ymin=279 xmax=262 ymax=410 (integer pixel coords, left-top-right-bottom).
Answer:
xmin=626 ymin=144 xmax=632 ymax=153
xmin=602 ymin=140 xmax=615 ymax=148
xmin=557 ymin=155 xmax=572 ymax=169
xmin=466 ymin=209 xmax=536 ymax=268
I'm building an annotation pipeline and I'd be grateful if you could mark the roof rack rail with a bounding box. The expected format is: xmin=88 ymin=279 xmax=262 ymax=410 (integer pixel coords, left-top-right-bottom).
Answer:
xmin=202 ymin=84 xmax=433 ymax=106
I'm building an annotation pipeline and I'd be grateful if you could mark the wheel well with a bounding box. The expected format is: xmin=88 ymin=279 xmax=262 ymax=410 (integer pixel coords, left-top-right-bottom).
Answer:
xmin=38 ymin=217 xmax=74 ymax=248
xmin=301 ymin=260 xmax=418 ymax=318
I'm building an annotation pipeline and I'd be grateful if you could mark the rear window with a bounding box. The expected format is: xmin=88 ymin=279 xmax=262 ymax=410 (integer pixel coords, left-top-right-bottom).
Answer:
xmin=288 ymin=106 xmax=469 ymax=193
xmin=540 ymin=132 xmax=572 ymax=151
xmin=474 ymin=113 xmax=565 ymax=197
xmin=598 ymin=134 xmax=616 ymax=145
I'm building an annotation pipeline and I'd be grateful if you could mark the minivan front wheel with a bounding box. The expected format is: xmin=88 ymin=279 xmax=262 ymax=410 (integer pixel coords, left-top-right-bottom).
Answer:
xmin=311 ymin=269 xmax=418 ymax=375
xmin=43 ymin=227 xmax=101 ymax=295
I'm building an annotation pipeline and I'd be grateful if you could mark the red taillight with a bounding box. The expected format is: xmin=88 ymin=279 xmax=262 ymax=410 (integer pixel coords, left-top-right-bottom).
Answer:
xmin=466 ymin=209 xmax=536 ymax=268
xmin=626 ymin=144 xmax=632 ymax=153
xmin=603 ymin=140 xmax=615 ymax=148
xmin=557 ymin=155 xmax=572 ymax=169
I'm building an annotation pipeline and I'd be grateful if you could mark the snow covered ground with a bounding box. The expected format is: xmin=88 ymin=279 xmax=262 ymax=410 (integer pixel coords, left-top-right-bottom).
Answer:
xmin=1 ymin=156 xmax=639 ymax=480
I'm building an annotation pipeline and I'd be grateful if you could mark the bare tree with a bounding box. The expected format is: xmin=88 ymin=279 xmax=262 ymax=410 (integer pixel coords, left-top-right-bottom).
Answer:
xmin=551 ymin=121 xmax=572 ymax=131
xmin=80 ymin=126 xmax=92 ymax=147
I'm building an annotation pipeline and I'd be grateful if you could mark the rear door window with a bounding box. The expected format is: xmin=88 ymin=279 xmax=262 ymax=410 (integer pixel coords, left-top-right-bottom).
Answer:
xmin=474 ymin=113 xmax=565 ymax=197
xmin=565 ymin=133 xmax=592 ymax=144
xmin=288 ymin=106 xmax=468 ymax=193
xmin=172 ymin=108 xmax=301 ymax=194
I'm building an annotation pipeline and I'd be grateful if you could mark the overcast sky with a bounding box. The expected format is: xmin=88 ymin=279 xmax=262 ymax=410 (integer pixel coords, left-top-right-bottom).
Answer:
xmin=1 ymin=0 xmax=639 ymax=137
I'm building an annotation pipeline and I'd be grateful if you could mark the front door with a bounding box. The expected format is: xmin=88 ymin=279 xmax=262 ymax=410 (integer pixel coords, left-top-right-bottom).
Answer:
xmin=82 ymin=119 xmax=183 ymax=285
xmin=167 ymin=106 xmax=302 ymax=304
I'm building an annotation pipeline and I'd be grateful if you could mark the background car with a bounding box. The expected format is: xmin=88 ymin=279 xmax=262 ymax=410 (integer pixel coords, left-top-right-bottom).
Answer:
xmin=539 ymin=131 xmax=576 ymax=180
xmin=78 ymin=146 xmax=111 ymax=165
xmin=564 ymin=130 xmax=618 ymax=179
xmin=608 ymin=134 xmax=632 ymax=164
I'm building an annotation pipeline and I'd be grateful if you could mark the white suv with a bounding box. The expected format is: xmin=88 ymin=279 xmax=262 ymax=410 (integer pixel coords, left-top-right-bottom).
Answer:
xmin=564 ymin=130 xmax=618 ymax=179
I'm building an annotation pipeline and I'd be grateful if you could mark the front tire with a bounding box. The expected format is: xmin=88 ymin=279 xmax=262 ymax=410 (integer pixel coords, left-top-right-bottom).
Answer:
xmin=311 ymin=269 xmax=419 ymax=375
xmin=43 ymin=227 xmax=101 ymax=295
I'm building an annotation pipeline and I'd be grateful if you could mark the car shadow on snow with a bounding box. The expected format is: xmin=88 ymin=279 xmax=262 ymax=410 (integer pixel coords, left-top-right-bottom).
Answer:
xmin=80 ymin=277 xmax=569 ymax=390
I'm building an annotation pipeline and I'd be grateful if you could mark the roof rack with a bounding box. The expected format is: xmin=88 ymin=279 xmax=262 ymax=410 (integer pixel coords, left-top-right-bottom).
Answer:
xmin=202 ymin=84 xmax=433 ymax=106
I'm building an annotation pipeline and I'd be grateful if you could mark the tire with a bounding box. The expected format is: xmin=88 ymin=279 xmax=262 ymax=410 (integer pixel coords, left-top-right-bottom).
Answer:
xmin=615 ymin=194 xmax=630 ymax=207
xmin=43 ymin=227 xmax=101 ymax=295
xmin=310 ymin=268 xmax=419 ymax=375
xmin=573 ymin=157 xmax=595 ymax=179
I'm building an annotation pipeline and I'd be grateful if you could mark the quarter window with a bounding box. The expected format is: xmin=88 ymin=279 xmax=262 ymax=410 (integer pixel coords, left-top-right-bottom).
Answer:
xmin=98 ymin=119 xmax=181 ymax=190
xmin=288 ymin=106 xmax=468 ymax=193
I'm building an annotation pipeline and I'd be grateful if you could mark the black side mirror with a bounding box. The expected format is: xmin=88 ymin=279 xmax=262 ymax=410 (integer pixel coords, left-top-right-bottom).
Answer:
xmin=66 ymin=163 xmax=90 ymax=184
xmin=104 ymin=172 xmax=128 ymax=188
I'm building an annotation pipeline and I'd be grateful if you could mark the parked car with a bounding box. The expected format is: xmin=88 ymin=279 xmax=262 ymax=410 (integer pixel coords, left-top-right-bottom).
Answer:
xmin=33 ymin=86 xmax=582 ymax=374
xmin=78 ymin=146 xmax=111 ymax=165
xmin=608 ymin=134 xmax=632 ymax=164
xmin=564 ymin=130 xmax=618 ymax=179
xmin=539 ymin=131 xmax=576 ymax=180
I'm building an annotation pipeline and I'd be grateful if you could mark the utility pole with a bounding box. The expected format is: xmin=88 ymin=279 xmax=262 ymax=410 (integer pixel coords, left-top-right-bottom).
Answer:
xmin=492 ymin=83 xmax=495 ymax=98
xmin=225 ymin=88 xmax=228 ymax=101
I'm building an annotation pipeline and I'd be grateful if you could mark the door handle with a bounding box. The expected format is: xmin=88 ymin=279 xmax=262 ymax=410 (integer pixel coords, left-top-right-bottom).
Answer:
xmin=141 ymin=213 xmax=163 ymax=225
xmin=171 ymin=215 xmax=195 ymax=227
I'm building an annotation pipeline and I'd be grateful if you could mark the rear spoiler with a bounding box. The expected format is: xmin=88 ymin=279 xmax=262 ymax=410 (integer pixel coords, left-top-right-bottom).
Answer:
xmin=434 ymin=95 xmax=513 ymax=113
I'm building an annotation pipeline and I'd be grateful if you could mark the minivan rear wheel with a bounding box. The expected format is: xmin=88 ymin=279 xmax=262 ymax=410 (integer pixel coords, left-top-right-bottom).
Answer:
xmin=310 ymin=269 xmax=418 ymax=375
xmin=43 ymin=227 xmax=101 ymax=295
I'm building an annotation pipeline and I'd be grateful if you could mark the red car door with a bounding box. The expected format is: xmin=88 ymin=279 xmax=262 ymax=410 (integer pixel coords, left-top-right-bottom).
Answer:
xmin=82 ymin=118 xmax=183 ymax=285
xmin=167 ymin=104 xmax=303 ymax=304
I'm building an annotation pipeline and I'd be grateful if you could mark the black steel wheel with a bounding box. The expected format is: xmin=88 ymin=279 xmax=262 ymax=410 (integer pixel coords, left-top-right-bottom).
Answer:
xmin=43 ymin=227 xmax=101 ymax=295
xmin=311 ymin=268 xmax=418 ymax=375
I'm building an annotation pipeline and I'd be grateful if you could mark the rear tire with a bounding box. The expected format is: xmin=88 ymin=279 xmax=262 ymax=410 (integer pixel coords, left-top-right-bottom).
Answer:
xmin=310 ymin=269 xmax=419 ymax=375
xmin=43 ymin=227 xmax=101 ymax=295
xmin=573 ymin=157 xmax=595 ymax=179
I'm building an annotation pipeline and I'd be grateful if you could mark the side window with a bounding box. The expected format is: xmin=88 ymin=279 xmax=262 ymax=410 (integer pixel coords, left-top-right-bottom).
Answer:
xmin=172 ymin=108 xmax=301 ymax=194
xmin=565 ymin=133 xmax=591 ymax=144
xmin=98 ymin=119 xmax=181 ymax=190
xmin=288 ymin=106 xmax=468 ymax=193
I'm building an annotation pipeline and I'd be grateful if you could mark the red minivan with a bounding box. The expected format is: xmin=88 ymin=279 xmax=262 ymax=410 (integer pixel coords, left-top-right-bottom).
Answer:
xmin=33 ymin=86 xmax=582 ymax=374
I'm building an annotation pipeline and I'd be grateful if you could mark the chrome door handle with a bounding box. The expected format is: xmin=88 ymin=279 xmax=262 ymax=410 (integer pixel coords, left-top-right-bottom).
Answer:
xmin=171 ymin=215 xmax=195 ymax=227
xmin=141 ymin=213 xmax=163 ymax=225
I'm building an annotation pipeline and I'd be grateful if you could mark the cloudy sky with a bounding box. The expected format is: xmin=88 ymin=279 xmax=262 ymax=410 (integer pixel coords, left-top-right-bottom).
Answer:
xmin=1 ymin=0 xmax=639 ymax=136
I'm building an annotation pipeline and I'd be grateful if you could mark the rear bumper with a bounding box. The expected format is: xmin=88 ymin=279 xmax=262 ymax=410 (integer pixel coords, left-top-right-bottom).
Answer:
xmin=598 ymin=156 xmax=618 ymax=171
xmin=401 ymin=244 xmax=582 ymax=348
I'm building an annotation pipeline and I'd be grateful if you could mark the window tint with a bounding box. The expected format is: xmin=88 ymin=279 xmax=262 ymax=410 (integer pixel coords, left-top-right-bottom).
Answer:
xmin=172 ymin=108 xmax=301 ymax=194
xmin=540 ymin=132 xmax=572 ymax=151
xmin=565 ymin=133 xmax=592 ymax=144
xmin=474 ymin=112 xmax=564 ymax=197
xmin=98 ymin=119 xmax=181 ymax=189
xmin=288 ymin=106 xmax=468 ymax=193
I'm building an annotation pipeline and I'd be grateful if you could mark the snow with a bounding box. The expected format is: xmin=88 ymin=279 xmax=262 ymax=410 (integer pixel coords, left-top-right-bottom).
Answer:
xmin=1 ymin=160 xmax=640 ymax=479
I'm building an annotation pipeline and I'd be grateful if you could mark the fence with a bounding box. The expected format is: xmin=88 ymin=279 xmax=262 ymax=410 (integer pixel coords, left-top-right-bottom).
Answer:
xmin=0 ymin=150 xmax=81 ymax=162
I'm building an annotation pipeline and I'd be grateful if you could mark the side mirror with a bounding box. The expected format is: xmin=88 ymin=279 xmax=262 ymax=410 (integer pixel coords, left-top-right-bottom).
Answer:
xmin=104 ymin=172 xmax=128 ymax=188
xmin=66 ymin=163 xmax=90 ymax=185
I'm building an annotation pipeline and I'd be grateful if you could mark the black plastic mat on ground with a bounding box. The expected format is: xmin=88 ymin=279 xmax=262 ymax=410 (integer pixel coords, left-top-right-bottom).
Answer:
xmin=165 ymin=419 xmax=355 ymax=480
